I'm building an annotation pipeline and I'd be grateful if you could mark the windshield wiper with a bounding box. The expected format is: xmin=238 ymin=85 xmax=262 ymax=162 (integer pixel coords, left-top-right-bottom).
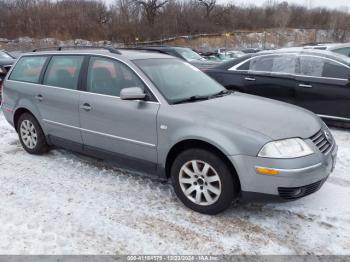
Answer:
xmin=172 ymin=90 xmax=233 ymax=104
xmin=172 ymin=95 xmax=210 ymax=104
xmin=209 ymin=90 xmax=233 ymax=99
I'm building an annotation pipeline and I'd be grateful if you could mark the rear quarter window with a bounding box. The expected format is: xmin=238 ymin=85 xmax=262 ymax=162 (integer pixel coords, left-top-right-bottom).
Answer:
xmin=322 ymin=60 xmax=349 ymax=79
xmin=9 ymin=56 xmax=48 ymax=83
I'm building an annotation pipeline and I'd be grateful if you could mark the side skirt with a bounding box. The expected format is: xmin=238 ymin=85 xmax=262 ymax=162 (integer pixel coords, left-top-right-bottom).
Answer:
xmin=47 ymin=135 xmax=167 ymax=179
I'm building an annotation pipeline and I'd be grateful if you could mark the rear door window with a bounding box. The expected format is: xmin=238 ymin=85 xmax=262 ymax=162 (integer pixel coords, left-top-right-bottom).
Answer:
xmin=9 ymin=56 xmax=48 ymax=83
xmin=43 ymin=56 xmax=84 ymax=90
xmin=299 ymin=56 xmax=324 ymax=77
xmin=272 ymin=55 xmax=297 ymax=74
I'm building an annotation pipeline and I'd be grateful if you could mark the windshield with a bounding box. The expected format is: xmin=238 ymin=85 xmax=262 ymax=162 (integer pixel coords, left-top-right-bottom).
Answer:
xmin=0 ymin=51 xmax=13 ymax=59
xmin=175 ymin=48 xmax=204 ymax=61
xmin=134 ymin=59 xmax=226 ymax=104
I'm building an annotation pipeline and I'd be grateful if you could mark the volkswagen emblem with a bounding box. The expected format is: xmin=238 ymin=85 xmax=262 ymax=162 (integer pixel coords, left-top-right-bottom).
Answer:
xmin=324 ymin=130 xmax=332 ymax=143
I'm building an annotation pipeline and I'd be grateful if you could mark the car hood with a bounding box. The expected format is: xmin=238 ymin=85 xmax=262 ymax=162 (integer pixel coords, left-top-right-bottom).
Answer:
xmin=177 ymin=92 xmax=322 ymax=141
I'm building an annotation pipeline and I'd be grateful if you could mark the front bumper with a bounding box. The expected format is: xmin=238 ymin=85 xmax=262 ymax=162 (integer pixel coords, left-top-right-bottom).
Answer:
xmin=230 ymin=143 xmax=338 ymax=198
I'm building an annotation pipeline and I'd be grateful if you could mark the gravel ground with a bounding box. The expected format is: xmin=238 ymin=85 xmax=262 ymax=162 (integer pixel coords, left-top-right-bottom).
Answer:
xmin=0 ymin=111 xmax=349 ymax=255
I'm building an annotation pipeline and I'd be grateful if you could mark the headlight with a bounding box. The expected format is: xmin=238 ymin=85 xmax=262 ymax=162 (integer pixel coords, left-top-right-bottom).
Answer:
xmin=0 ymin=67 xmax=3 ymax=74
xmin=258 ymin=138 xmax=314 ymax=158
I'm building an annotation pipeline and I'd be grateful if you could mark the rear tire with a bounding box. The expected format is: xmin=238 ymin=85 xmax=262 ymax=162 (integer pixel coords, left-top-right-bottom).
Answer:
xmin=171 ymin=148 xmax=239 ymax=214
xmin=17 ymin=113 xmax=49 ymax=155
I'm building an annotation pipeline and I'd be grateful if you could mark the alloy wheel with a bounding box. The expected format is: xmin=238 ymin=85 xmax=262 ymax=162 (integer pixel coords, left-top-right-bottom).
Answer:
xmin=20 ymin=120 xmax=38 ymax=149
xmin=179 ymin=160 xmax=222 ymax=206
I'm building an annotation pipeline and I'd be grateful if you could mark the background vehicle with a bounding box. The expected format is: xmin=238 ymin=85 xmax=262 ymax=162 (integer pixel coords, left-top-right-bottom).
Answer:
xmin=241 ymin=48 xmax=262 ymax=54
xmin=300 ymin=42 xmax=350 ymax=57
xmin=205 ymin=49 xmax=350 ymax=128
xmin=202 ymin=55 xmax=222 ymax=62
xmin=125 ymin=46 xmax=217 ymax=69
xmin=0 ymin=50 xmax=16 ymax=103
xmin=7 ymin=51 xmax=22 ymax=59
xmin=218 ymin=50 xmax=245 ymax=60
xmin=0 ymin=50 xmax=16 ymax=71
xmin=202 ymin=49 xmax=245 ymax=62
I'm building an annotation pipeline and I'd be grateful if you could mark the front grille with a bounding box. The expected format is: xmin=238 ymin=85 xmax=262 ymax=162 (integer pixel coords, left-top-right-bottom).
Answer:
xmin=278 ymin=178 xmax=327 ymax=200
xmin=310 ymin=129 xmax=333 ymax=154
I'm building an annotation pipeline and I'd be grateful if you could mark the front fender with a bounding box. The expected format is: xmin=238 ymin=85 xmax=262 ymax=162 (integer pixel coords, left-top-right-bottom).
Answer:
xmin=157 ymin=119 xmax=270 ymax=169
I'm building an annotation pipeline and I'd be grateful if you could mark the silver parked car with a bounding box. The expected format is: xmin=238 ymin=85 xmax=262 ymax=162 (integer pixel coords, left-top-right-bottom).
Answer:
xmin=1 ymin=47 xmax=338 ymax=214
xmin=281 ymin=43 xmax=350 ymax=57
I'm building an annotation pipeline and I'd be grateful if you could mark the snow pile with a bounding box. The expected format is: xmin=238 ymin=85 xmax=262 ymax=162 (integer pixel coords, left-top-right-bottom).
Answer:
xmin=0 ymin=112 xmax=349 ymax=254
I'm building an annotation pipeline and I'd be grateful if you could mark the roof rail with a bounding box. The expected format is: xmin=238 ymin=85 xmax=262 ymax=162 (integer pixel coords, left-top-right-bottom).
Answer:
xmin=119 ymin=47 xmax=167 ymax=54
xmin=139 ymin=45 xmax=169 ymax=47
xmin=32 ymin=45 xmax=122 ymax=55
xmin=300 ymin=42 xmax=334 ymax=47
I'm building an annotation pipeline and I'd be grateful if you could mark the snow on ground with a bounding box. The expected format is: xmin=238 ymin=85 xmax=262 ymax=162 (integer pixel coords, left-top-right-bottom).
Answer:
xmin=0 ymin=111 xmax=349 ymax=255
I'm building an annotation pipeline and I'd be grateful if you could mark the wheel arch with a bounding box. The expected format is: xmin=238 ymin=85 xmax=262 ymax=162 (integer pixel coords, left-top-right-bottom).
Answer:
xmin=165 ymin=139 xmax=241 ymax=191
xmin=13 ymin=106 xmax=41 ymax=132
xmin=13 ymin=107 xmax=36 ymax=132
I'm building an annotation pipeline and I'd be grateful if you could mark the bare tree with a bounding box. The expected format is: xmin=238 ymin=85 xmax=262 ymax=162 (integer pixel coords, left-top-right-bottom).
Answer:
xmin=109 ymin=0 xmax=140 ymax=43
xmin=197 ymin=0 xmax=216 ymax=18
xmin=133 ymin=0 xmax=168 ymax=25
xmin=329 ymin=10 xmax=350 ymax=42
xmin=275 ymin=1 xmax=290 ymax=29
xmin=1 ymin=0 xmax=350 ymax=45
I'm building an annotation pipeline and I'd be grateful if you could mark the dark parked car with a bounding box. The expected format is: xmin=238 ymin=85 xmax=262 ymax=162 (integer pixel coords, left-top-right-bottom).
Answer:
xmin=205 ymin=49 xmax=350 ymax=127
xmin=0 ymin=50 xmax=16 ymax=103
xmin=125 ymin=46 xmax=217 ymax=69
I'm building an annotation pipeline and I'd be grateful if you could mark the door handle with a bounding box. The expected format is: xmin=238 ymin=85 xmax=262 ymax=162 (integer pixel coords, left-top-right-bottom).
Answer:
xmin=244 ymin=77 xmax=256 ymax=81
xmin=80 ymin=103 xmax=92 ymax=111
xmin=35 ymin=94 xmax=43 ymax=101
xmin=298 ymin=84 xmax=313 ymax=88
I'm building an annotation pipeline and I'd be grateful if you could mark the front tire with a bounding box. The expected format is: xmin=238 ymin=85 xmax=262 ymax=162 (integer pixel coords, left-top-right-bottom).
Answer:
xmin=17 ymin=113 xmax=49 ymax=155
xmin=171 ymin=148 xmax=239 ymax=214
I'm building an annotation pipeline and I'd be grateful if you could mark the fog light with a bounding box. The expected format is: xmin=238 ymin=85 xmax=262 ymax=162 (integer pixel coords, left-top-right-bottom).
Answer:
xmin=290 ymin=188 xmax=303 ymax=197
xmin=255 ymin=167 xmax=279 ymax=176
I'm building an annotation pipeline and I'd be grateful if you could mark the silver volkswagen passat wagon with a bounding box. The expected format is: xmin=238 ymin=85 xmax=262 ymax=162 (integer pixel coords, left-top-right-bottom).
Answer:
xmin=1 ymin=47 xmax=338 ymax=214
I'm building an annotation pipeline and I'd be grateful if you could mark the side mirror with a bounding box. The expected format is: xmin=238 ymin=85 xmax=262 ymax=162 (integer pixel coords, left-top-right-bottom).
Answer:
xmin=120 ymin=87 xmax=146 ymax=100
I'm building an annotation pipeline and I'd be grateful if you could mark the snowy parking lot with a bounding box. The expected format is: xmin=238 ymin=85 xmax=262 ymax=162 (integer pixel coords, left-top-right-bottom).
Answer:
xmin=0 ymin=111 xmax=349 ymax=255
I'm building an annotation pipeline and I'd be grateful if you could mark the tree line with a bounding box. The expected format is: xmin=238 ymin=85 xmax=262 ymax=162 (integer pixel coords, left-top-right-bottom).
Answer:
xmin=0 ymin=0 xmax=350 ymax=44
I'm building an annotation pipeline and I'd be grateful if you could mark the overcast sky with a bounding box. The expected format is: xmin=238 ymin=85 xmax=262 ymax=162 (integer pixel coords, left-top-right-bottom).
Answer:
xmin=103 ymin=0 xmax=350 ymax=10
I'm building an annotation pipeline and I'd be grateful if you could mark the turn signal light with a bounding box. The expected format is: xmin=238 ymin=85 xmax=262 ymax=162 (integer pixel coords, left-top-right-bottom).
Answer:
xmin=255 ymin=167 xmax=279 ymax=176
